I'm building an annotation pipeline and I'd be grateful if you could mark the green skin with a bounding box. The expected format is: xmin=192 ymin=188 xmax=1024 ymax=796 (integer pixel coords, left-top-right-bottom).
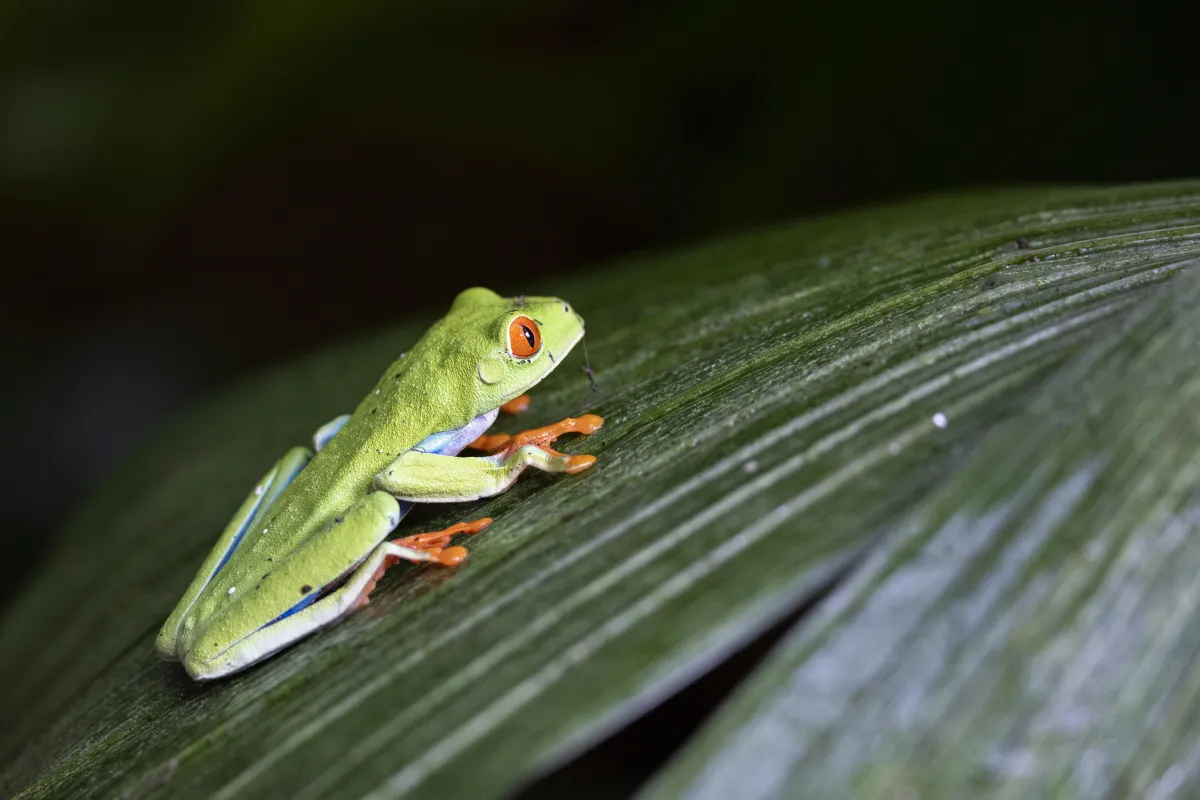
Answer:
xmin=157 ymin=288 xmax=594 ymax=681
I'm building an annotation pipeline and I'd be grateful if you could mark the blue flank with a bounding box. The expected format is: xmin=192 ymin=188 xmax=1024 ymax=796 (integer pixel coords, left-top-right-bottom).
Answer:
xmin=211 ymin=497 xmax=265 ymax=577
xmin=413 ymin=411 xmax=499 ymax=457
xmin=270 ymin=591 xmax=319 ymax=624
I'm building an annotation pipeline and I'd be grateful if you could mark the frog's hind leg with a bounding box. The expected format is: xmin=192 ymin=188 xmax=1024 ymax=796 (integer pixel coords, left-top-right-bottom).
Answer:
xmin=387 ymin=517 xmax=492 ymax=568
xmin=157 ymin=446 xmax=313 ymax=661
xmin=347 ymin=518 xmax=492 ymax=615
xmin=182 ymin=501 xmax=485 ymax=680
xmin=180 ymin=492 xmax=405 ymax=679
xmin=266 ymin=515 xmax=490 ymax=625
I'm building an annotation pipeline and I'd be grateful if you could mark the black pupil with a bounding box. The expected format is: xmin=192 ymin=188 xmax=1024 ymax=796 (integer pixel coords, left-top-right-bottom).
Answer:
xmin=521 ymin=325 xmax=536 ymax=348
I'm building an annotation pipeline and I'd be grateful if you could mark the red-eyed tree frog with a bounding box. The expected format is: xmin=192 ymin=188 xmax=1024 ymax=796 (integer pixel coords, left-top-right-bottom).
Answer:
xmin=156 ymin=288 xmax=603 ymax=681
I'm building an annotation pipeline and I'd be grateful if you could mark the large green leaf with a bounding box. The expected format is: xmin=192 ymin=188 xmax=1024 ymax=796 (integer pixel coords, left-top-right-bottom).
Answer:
xmin=2 ymin=183 xmax=1198 ymax=799
xmin=641 ymin=211 xmax=1200 ymax=799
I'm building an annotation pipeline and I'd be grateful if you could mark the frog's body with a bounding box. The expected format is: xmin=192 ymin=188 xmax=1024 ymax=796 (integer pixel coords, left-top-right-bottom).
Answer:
xmin=157 ymin=288 xmax=602 ymax=681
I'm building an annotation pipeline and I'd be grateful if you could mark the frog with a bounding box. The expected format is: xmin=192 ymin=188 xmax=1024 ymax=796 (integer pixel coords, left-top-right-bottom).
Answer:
xmin=156 ymin=287 xmax=603 ymax=681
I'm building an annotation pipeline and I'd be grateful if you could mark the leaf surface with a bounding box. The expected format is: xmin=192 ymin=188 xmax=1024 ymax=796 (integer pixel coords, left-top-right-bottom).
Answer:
xmin=2 ymin=183 xmax=1198 ymax=799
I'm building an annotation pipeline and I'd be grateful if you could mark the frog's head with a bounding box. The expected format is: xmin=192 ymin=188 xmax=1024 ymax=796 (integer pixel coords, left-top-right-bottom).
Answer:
xmin=446 ymin=286 xmax=587 ymax=410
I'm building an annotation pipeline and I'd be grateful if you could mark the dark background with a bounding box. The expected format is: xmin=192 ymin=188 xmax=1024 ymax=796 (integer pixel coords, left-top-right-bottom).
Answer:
xmin=1 ymin=0 xmax=1193 ymax=616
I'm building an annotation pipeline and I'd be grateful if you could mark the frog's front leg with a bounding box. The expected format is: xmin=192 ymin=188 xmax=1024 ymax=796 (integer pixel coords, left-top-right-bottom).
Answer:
xmin=375 ymin=428 xmax=600 ymax=503
xmin=467 ymin=395 xmax=535 ymax=450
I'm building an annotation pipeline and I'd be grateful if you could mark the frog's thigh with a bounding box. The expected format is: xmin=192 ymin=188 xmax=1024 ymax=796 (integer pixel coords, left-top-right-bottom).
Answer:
xmin=185 ymin=539 xmax=438 ymax=681
xmin=374 ymin=445 xmax=589 ymax=503
xmin=182 ymin=491 xmax=434 ymax=680
xmin=157 ymin=446 xmax=312 ymax=660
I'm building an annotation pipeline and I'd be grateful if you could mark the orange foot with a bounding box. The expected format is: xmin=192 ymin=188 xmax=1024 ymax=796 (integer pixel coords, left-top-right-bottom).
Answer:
xmin=392 ymin=517 xmax=493 ymax=566
xmin=468 ymin=432 xmax=513 ymax=452
xmin=353 ymin=518 xmax=492 ymax=609
xmin=468 ymin=415 xmax=604 ymax=461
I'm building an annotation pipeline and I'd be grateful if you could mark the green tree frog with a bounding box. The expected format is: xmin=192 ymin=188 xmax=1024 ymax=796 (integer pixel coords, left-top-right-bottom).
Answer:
xmin=157 ymin=288 xmax=602 ymax=681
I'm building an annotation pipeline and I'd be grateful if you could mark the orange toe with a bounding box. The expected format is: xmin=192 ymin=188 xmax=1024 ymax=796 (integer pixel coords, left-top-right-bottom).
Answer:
xmin=499 ymin=394 xmax=532 ymax=414
xmin=353 ymin=517 xmax=491 ymax=606
xmin=392 ymin=517 xmax=491 ymax=549
xmin=499 ymin=415 xmax=605 ymax=457
xmin=564 ymin=454 xmax=597 ymax=474
xmin=435 ymin=546 xmax=469 ymax=566
xmin=468 ymin=414 xmax=603 ymax=455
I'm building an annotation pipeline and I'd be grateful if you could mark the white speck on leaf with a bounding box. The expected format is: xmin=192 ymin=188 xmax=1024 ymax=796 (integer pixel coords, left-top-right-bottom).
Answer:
xmin=889 ymin=442 xmax=902 ymax=455
xmin=932 ymin=412 xmax=949 ymax=429
xmin=743 ymin=460 xmax=759 ymax=474
xmin=254 ymin=485 xmax=264 ymax=496
xmin=227 ymin=587 xmax=236 ymax=596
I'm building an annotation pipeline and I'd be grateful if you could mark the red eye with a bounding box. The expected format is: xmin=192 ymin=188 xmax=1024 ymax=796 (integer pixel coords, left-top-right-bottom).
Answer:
xmin=508 ymin=315 xmax=541 ymax=357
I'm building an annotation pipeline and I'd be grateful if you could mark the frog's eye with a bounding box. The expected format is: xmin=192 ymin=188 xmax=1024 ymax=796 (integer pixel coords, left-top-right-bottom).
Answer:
xmin=508 ymin=315 xmax=541 ymax=357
